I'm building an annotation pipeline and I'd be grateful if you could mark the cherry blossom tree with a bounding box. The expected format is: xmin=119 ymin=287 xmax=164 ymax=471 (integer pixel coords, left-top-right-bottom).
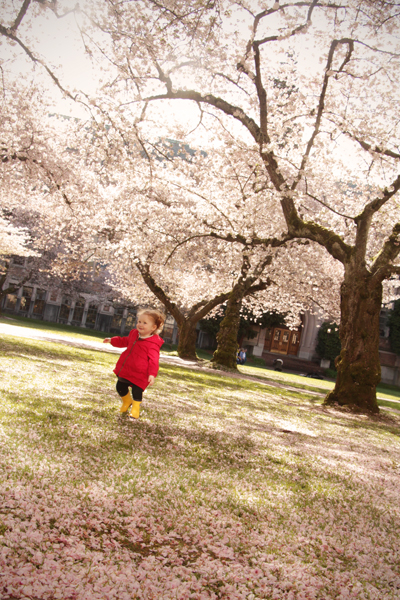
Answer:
xmin=86 ymin=170 xmax=279 ymax=362
xmin=3 ymin=0 xmax=399 ymax=412
xmin=80 ymin=0 xmax=400 ymax=413
xmin=83 ymin=130 xmax=341 ymax=365
xmin=0 ymin=69 xmax=114 ymax=314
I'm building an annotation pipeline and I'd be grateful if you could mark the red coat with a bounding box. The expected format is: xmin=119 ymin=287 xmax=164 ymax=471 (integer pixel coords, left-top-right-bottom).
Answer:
xmin=111 ymin=329 xmax=164 ymax=390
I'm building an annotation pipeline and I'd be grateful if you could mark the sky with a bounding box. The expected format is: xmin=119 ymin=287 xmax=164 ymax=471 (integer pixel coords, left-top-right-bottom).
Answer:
xmin=1 ymin=0 xmax=204 ymax=128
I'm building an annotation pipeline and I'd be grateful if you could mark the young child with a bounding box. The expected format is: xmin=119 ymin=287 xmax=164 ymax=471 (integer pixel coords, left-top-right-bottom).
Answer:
xmin=103 ymin=308 xmax=165 ymax=420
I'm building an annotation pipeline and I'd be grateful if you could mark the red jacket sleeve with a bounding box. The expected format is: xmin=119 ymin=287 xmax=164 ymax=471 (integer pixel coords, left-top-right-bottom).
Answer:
xmin=110 ymin=329 xmax=137 ymax=349
xmin=110 ymin=336 xmax=129 ymax=348
xmin=147 ymin=344 xmax=161 ymax=377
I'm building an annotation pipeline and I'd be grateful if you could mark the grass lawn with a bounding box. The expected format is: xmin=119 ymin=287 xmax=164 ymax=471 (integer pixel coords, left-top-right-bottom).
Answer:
xmin=237 ymin=365 xmax=400 ymax=412
xmin=3 ymin=314 xmax=400 ymax=406
xmin=0 ymin=333 xmax=400 ymax=599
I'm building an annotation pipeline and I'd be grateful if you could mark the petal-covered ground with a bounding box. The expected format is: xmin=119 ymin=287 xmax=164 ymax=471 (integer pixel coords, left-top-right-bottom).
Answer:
xmin=0 ymin=334 xmax=399 ymax=599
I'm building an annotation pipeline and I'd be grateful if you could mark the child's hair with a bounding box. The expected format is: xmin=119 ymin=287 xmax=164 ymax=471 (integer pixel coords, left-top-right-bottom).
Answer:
xmin=137 ymin=308 xmax=165 ymax=335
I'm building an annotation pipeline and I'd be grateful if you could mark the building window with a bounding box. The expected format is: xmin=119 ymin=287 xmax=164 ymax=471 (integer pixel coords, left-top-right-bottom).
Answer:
xmin=124 ymin=310 xmax=137 ymax=333
xmin=59 ymin=296 xmax=72 ymax=322
xmin=85 ymin=302 xmax=98 ymax=329
xmin=19 ymin=286 xmax=33 ymax=313
xmin=71 ymin=298 xmax=85 ymax=325
xmin=5 ymin=293 xmax=18 ymax=310
xmin=49 ymin=290 xmax=58 ymax=303
xmin=110 ymin=307 xmax=124 ymax=333
xmin=33 ymin=289 xmax=46 ymax=316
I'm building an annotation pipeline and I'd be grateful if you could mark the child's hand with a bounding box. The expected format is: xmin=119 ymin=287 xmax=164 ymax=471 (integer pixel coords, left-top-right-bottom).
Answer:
xmin=148 ymin=375 xmax=155 ymax=386
xmin=103 ymin=338 xmax=111 ymax=344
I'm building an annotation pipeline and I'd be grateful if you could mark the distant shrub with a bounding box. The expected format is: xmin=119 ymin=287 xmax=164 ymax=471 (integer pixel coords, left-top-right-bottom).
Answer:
xmin=316 ymin=322 xmax=341 ymax=363
xmin=248 ymin=356 xmax=266 ymax=367
xmin=324 ymin=368 xmax=337 ymax=379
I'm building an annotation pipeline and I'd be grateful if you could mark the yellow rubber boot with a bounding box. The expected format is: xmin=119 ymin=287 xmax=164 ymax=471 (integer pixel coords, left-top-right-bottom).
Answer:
xmin=129 ymin=400 xmax=141 ymax=420
xmin=119 ymin=393 xmax=132 ymax=413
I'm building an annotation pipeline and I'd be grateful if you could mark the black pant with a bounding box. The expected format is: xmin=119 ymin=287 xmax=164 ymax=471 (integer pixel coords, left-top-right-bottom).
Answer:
xmin=116 ymin=377 xmax=143 ymax=401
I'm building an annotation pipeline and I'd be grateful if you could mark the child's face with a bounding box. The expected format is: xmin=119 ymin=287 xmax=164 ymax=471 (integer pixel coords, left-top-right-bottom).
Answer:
xmin=137 ymin=314 xmax=157 ymax=337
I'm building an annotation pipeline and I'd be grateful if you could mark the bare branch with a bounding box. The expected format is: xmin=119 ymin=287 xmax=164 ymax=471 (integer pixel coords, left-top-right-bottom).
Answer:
xmin=291 ymin=38 xmax=354 ymax=192
xmin=143 ymin=89 xmax=262 ymax=144
xmin=0 ymin=24 xmax=76 ymax=101
xmin=344 ymin=133 xmax=400 ymax=160
xmin=164 ymin=234 xmax=212 ymax=265
xmin=34 ymin=0 xmax=79 ymax=19
xmin=304 ymin=182 xmax=355 ymax=220
xmin=256 ymin=0 xmax=320 ymax=46
xmin=154 ymin=177 xmax=236 ymax=231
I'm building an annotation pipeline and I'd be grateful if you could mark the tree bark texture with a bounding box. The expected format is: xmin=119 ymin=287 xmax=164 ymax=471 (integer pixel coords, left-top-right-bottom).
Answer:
xmin=177 ymin=319 xmax=198 ymax=360
xmin=325 ymin=267 xmax=381 ymax=414
xmin=211 ymin=284 xmax=245 ymax=370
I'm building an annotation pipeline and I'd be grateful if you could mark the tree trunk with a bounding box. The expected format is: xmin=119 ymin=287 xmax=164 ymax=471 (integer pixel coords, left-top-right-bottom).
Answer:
xmin=325 ymin=267 xmax=381 ymax=414
xmin=0 ymin=281 xmax=17 ymax=316
xmin=211 ymin=284 xmax=245 ymax=370
xmin=177 ymin=319 xmax=198 ymax=360
xmin=135 ymin=261 xmax=231 ymax=362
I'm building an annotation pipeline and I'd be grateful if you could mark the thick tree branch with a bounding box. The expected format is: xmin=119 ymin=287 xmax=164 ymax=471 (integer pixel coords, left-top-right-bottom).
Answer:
xmin=283 ymin=211 xmax=352 ymax=263
xmin=144 ymin=89 xmax=262 ymax=143
xmin=353 ymin=173 xmax=400 ymax=262
xmin=10 ymin=0 xmax=32 ymax=31
xmin=135 ymin=259 xmax=231 ymax=326
xmin=187 ymin=290 xmax=231 ymax=322
xmin=252 ymin=43 xmax=269 ymax=142
xmin=355 ymin=175 xmax=400 ymax=229
xmin=135 ymin=260 xmax=183 ymax=324
xmin=245 ymin=278 xmax=271 ymax=296
xmin=371 ymin=222 xmax=400 ymax=281
xmin=384 ymin=264 xmax=400 ymax=276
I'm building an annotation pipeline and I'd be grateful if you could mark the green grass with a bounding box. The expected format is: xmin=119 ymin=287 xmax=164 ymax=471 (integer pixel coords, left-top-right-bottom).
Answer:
xmin=1 ymin=333 xmax=400 ymax=598
xmin=238 ymin=363 xmax=400 ymax=407
xmin=3 ymin=314 xmax=399 ymax=407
